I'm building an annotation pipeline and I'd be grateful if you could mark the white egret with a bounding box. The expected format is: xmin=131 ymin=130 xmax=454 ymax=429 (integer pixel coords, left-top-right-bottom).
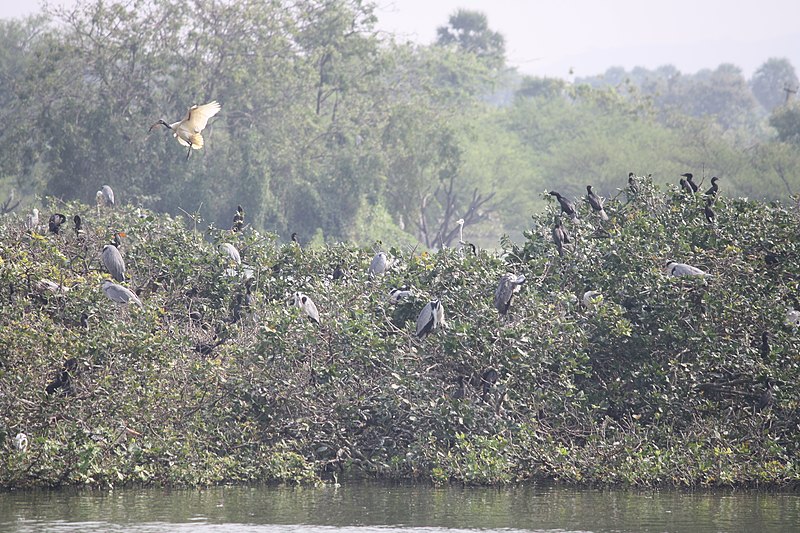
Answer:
xmin=586 ymin=185 xmax=608 ymax=221
xmin=150 ymin=101 xmax=221 ymax=159
xmin=102 ymin=280 xmax=142 ymax=306
xmin=13 ymin=432 xmax=28 ymax=452
xmin=292 ymin=292 xmax=320 ymax=324
xmin=416 ymin=299 xmax=446 ymax=338
xmin=665 ymin=261 xmax=712 ymax=278
xmin=494 ymin=273 xmax=525 ymax=315
xmin=25 ymin=208 xmax=39 ymax=230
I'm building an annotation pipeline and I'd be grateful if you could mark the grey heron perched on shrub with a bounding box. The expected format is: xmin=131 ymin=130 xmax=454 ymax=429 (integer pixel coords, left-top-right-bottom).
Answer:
xmin=664 ymin=261 xmax=712 ymax=278
xmin=291 ymin=291 xmax=320 ymax=324
xmin=416 ymin=299 xmax=446 ymax=338
xmin=389 ymin=286 xmax=413 ymax=305
xmin=149 ymin=100 xmax=221 ymax=159
xmin=48 ymin=213 xmax=67 ymax=234
xmin=368 ymin=251 xmax=390 ymax=279
xmin=102 ymin=232 xmax=126 ymax=282
xmin=494 ymin=273 xmax=525 ymax=315
xmin=219 ymin=243 xmax=241 ymax=264
xmin=102 ymin=280 xmax=142 ymax=306
xmin=549 ymin=191 xmax=578 ymax=221
xmin=705 ymin=177 xmax=720 ymax=198
xmin=552 ymin=216 xmax=570 ymax=257
xmin=586 ymin=185 xmax=608 ymax=221
xmin=99 ymin=185 xmax=115 ymax=206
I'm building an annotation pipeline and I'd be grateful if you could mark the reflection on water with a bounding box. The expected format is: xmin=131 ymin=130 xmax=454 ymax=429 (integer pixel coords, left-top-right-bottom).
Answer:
xmin=0 ymin=482 xmax=798 ymax=533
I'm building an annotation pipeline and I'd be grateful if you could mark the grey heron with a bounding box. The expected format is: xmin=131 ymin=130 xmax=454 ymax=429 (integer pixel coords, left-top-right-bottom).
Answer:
xmin=549 ymin=191 xmax=578 ymax=221
xmin=102 ymin=280 xmax=142 ymax=306
xmin=586 ymin=185 xmax=608 ymax=221
xmin=389 ymin=286 xmax=413 ymax=305
xmin=368 ymin=251 xmax=390 ymax=279
xmin=416 ymin=299 xmax=445 ymax=338
xmin=149 ymin=101 xmax=221 ymax=159
xmin=35 ymin=279 xmax=70 ymax=295
xmin=664 ymin=261 xmax=712 ymax=278
xmin=219 ymin=243 xmax=241 ymax=264
xmin=100 ymin=185 xmax=115 ymax=206
xmin=101 ymin=232 xmax=126 ymax=282
xmin=292 ymin=291 xmax=320 ymax=324
xmin=494 ymin=273 xmax=525 ymax=315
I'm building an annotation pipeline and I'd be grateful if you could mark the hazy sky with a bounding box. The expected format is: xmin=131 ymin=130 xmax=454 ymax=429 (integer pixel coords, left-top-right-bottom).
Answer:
xmin=4 ymin=0 xmax=800 ymax=80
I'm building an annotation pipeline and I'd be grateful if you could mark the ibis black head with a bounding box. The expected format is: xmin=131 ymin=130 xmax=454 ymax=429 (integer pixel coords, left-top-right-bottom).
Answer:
xmin=148 ymin=119 xmax=171 ymax=132
xmin=680 ymin=173 xmax=693 ymax=179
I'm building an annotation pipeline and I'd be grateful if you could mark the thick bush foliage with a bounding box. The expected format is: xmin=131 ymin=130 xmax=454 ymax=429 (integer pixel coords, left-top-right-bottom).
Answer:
xmin=1 ymin=182 xmax=798 ymax=488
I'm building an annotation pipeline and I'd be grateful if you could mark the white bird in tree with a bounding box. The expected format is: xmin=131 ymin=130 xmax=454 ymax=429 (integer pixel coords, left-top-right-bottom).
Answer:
xmin=664 ymin=261 xmax=712 ymax=278
xmin=25 ymin=208 xmax=39 ymax=231
xmin=13 ymin=432 xmax=28 ymax=452
xmin=456 ymin=218 xmax=465 ymax=244
xmin=219 ymin=243 xmax=241 ymax=264
xmin=102 ymin=280 xmax=142 ymax=307
xmin=416 ymin=299 xmax=446 ymax=338
xmin=149 ymin=101 xmax=221 ymax=159
xmin=291 ymin=292 xmax=320 ymax=325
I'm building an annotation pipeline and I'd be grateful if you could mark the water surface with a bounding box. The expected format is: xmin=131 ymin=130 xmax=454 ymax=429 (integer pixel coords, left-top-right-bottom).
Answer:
xmin=1 ymin=482 xmax=797 ymax=532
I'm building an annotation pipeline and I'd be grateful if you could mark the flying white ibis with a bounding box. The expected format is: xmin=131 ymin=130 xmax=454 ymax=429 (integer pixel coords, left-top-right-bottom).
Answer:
xmin=150 ymin=101 xmax=221 ymax=159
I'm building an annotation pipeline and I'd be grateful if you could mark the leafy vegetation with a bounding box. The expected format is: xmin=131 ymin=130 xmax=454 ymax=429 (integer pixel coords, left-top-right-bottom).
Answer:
xmin=1 ymin=2 xmax=800 ymax=249
xmin=1 ymin=179 xmax=798 ymax=489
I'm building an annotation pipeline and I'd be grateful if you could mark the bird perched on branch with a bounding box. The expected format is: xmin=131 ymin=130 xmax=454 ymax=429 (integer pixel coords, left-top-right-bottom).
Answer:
xmin=552 ymin=216 xmax=570 ymax=257
xmin=102 ymin=280 xmax=142 ymax=306
xmin=368 ymin=251 xmax=390 ymax=279
xmin=102 ymin=232 xmax=127 ymax=282
xmin=232 ymin=205 xmax=244 ymax=232
xmin=681 ymin=173 xmax=698 ymax=192
xmin=416 ymin=299 xmax=446 ymax=338
xmin=494 ymin=273 xmax=526 ymax=315
xmin=219 ymin=243 xmax=241 ymax=264
xmin=291 ymin=292 xmax=320 ymax=324
xmin=149 ymin=101 xmax=221 ymax=159
xmin=549 ymin=191 xmax=578 ymax=220
xmin=586 ymin=185 xmax=608 ymax=221
xmin=48 ymin=213 xmax=67 ymax=234
xmin=705 ymin=176 xmax=720 ymax=198
xmin=25 ymin=208 xmax=39 ymax=231
xmin=96 ymin=185 xmax=114 ymax=208
xmin=704 ymin=198 xmax=716 ymax=225
xmin=389 ymin=286 xmax=413 ymax=305
xmin=664 ymin=261 xmax=712 ymax=278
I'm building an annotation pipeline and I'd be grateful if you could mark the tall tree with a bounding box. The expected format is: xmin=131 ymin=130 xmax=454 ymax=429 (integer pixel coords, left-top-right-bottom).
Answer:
xmin=435 ymin=9 xmax=505 ymax=70
xmin=750 ymin=58 xmax=799 ymax=111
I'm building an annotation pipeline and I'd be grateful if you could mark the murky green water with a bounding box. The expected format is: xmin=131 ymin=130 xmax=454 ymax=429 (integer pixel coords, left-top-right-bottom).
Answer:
xmin=0 ymin=482 xmax=797 ymax=532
